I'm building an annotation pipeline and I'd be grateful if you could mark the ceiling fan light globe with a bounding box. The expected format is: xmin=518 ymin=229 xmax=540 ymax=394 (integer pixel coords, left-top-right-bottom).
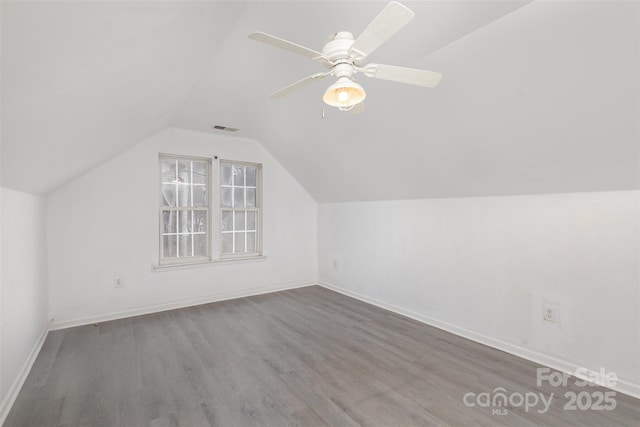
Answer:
xmin=323 ymin=77 xmax=366 ymax=109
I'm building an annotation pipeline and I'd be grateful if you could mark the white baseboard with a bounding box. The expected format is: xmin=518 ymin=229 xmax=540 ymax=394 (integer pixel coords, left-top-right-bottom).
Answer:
xmin=49 ymin=281 xmax=316 ymax=330
xmin=0 ymin=326 xmax=48 ymax=426
xmin=318 ymin=281 xmax=640 ymax=400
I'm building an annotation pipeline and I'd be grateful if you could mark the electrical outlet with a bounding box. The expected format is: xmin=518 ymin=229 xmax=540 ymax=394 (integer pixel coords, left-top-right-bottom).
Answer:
xmin=543 ymin=305 xmax=557 ymax=323
xmin=114 ymin=275 xmax=124 ymax=288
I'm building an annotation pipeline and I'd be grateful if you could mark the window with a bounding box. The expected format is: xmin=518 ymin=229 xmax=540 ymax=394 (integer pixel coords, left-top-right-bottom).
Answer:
xmin=220 ymin=161 xmax=261 ymax=257
xmin=158 ymin=155 xmax=262 ymax=266
xmin=159 ymin=155 xmax=210 ymax=264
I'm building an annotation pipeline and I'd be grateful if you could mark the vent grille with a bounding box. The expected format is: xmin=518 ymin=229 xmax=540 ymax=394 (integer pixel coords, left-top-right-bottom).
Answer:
xmin=212 ymin=125 xmax=239 ymax=132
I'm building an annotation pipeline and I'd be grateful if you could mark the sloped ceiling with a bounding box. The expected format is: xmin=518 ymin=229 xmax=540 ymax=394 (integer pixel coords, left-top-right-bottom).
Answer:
xmin=3 ymin=1 xmax=638 ymax=201
xmin=1 ymin=0 xmax=247 ymax=194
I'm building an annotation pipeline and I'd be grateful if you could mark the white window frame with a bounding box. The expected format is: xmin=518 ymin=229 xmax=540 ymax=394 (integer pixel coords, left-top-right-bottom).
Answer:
xmin=157 ymin=155 xmax=263 ymax=268
xmin=217 ymin=160 xmax=263 ymax=260
xmin=159 ymin=154 xmax=212 ymax=265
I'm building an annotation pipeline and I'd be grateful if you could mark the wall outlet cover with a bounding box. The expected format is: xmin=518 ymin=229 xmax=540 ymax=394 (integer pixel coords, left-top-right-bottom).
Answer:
xmin=543 ymin=305 xmax=558 ymax=323
xmin=114 ymin=275 xmax=124 ymax=288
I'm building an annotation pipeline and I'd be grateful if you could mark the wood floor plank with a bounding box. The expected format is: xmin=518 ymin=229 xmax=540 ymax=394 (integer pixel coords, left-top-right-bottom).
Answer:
xmin=5 ymin=286 xmax=639 ymax=426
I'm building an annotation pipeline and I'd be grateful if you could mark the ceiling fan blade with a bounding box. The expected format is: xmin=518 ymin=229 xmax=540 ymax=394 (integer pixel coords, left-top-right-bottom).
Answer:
xmin=269 ymin=72 xmax=329 ymax=99
xmin=349 ymin=2 xmax=415 ymax=60
xmin=249 ymin=32 xmax=327 ymax=62
xmin=363 ymin=63 xmax=442 ymax=88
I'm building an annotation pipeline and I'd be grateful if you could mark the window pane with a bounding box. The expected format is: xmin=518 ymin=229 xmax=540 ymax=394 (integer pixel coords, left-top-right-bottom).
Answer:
xmin=222 ymin=210 xmax=233 ymax=232
xmin=193 ymin=234 xmax=207 ymax=257
xmin=234 ymin=188 xmax=245 ymax=208
xmin=221 ymin=187 xmax=232 ymax=207
xmin=193 ymin=210 xmax=207 ymax=233
xmin=178 ymin=211 xmax=192 ymax=233
xmin=234 ymin=232 xmax=246 ymax=253
xmin=222 ymin=164 xmax=233 ymax=185
xmin=178 ymin=160 xmax=191 ymax=184
xmin=246 ymin=211 xmax=256 ymax=231
xmin=162 ymin=160 xmax=176 ymax=183
xmin=246 ymin=188 xmax=256 ymax=207
xmin=178 ymin=234 xmax=192 ymax=257
xmin=233 ymin=165 xmax=244 ymax=186
xmin=246 ymin=166 xmax=257 ymax=187
xmin=192 ymin=161 xmax=206 ymax=185
xmin=247 ymin=232 xmax=256 ymax=253
xmin=193 ymin=186 xmax=207 ymax=207
xmin=162 ymin=210 xmax=177 ymax=234
xmin=221 ymin=233 xmax=233 ymax=254
xmin=234 ymin=211 xmax=245 ymax=231
xmin=176 ymin=184 xmax=191 ymax=207
xmin=163 ymin=235 xmax=177 ymax=258
xmin=161 ymin=184 xmax=176 ymax=207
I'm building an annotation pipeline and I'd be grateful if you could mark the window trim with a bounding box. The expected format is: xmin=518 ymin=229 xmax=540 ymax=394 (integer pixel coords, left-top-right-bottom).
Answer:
xmin=157 ymin=155 xmax=263 ymax=268
xmin=158 ymin=153 xmax=212 ymax=266
xmin=152 ymin=254 xmax=268 ymax=271
xmin=218 ymin=159 xmax=263 ymax=259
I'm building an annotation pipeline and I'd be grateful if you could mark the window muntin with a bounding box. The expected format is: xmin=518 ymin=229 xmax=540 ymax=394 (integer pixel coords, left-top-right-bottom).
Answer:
xmin=160 ymin=156 xmax=210 ymax=263
xmin=220 ymin=161 xmax=261 ymax=256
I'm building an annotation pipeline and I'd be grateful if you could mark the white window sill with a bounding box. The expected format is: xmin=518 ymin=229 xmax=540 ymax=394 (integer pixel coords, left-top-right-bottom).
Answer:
xmin=153 ymin=255 xmax=268 ymax=272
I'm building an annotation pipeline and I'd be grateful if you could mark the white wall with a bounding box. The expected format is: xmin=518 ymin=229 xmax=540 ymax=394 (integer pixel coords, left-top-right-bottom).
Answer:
xmin=1 ymin=188 xmax=48 ymax=420
xmin=318 ymin=191 xmax=639 ymax=392
xmin=47 ymin=127 xmax=317 ymax=326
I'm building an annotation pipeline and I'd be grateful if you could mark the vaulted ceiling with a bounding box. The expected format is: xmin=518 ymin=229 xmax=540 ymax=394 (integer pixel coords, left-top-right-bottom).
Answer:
xmin=2 ymin=1 xmax=638 ymax=201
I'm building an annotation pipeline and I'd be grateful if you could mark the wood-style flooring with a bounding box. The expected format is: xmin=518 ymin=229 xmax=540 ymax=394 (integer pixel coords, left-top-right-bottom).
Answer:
xmin=5 ymin=286 xmax=639 ymax=426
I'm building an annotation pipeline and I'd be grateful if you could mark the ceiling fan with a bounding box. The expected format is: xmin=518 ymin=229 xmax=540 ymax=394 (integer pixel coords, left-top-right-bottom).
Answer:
xmin=249 ymin=2 xmax=442 ymax=112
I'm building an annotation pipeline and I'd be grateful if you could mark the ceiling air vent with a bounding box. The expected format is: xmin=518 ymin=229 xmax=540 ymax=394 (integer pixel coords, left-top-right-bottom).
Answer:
xmin=211 ymin=125 xmax=239 ymax=132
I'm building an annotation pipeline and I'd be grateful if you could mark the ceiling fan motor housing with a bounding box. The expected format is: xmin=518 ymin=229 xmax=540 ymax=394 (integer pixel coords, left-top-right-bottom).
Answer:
xmin=322 ymin=31 xmax=357 ymax=67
